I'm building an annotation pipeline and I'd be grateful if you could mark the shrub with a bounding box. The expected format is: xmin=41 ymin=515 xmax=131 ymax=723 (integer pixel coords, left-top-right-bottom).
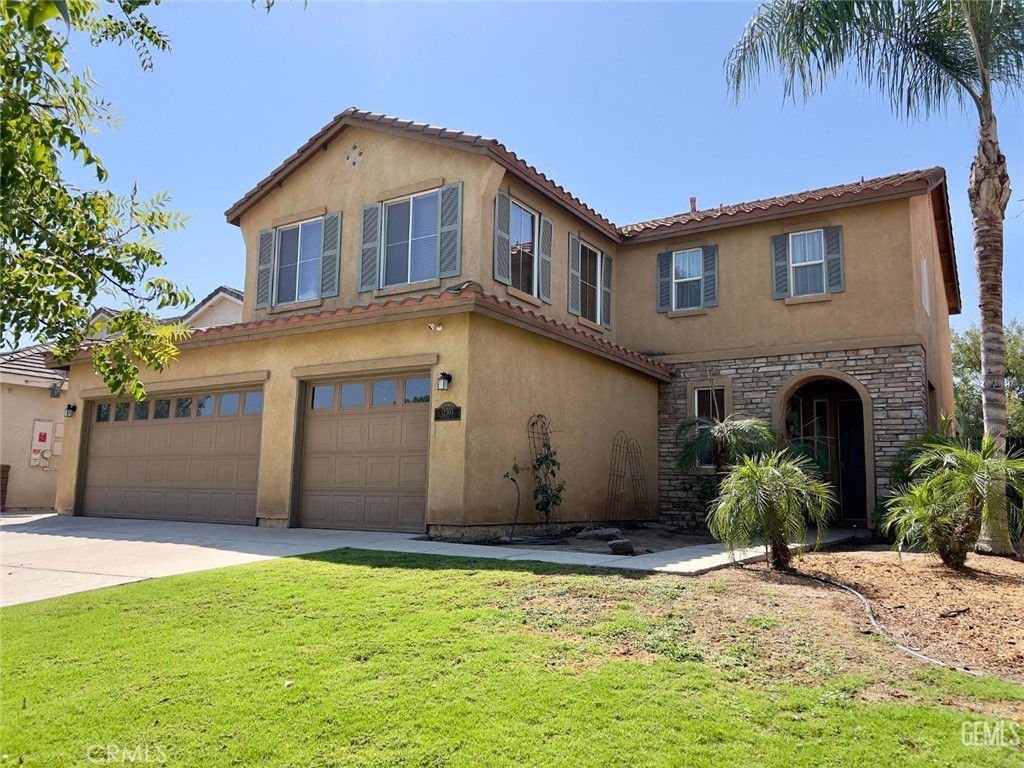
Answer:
xmin=708 ymin=451 xmax=834 ymax=570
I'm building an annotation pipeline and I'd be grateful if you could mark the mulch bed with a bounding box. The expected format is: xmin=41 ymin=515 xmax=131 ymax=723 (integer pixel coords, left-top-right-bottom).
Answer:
xmin=798 ymin=546 xmax=1024 ymax=682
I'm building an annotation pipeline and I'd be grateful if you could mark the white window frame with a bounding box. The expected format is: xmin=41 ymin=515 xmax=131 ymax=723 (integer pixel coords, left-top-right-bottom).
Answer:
xmin=273 ymin=215 xmax=323 ymax=305
xmin=789 ymin=228 xmax=826 ymax=297
xmin=672 ymin=247 xmax=704 ymax=311
xmin=579 ymin=239 xmax=603 ymax=323
xmin=694 ymin=385 xmax=727 ymax=468
xmin=381 ymin=187 xmax=441 ymax=288
xmin=509 ymin=198 xmax=539 ymax=297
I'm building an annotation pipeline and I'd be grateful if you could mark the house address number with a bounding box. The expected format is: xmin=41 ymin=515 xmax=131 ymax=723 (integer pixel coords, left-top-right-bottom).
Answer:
xmin=434 ymin=402 xmax=462 ymax=421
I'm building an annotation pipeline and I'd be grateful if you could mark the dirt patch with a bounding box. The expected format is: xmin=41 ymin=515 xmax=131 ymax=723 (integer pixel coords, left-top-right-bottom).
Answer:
xmin=797 ymin=547 xmax=1024 ymax=683
xmin=510 ymin=524 xmax=716 ymax=555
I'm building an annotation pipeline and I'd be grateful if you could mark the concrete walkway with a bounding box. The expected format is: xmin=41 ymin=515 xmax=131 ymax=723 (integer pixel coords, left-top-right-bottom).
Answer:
xmin=0 ymin=513 xmax=863 ymax=607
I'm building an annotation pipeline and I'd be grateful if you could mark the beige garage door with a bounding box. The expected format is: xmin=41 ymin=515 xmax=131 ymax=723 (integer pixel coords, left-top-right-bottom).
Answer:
xmin=82 ymin=390 xmax=263 ymax=524
xmin=299 ymin=374 xmax=430 ymax=531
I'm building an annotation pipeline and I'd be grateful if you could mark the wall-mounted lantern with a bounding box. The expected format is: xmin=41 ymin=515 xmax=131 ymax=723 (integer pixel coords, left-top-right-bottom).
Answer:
xmin=437 ymin=372 xmax=453 ymax=392
xmin=64 ymin=404 xmax=78 ymax=418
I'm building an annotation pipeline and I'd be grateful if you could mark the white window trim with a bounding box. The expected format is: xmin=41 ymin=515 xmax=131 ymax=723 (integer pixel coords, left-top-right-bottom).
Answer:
xmin=920 ymin=252 xmax=931 ymax=316
xmin=672 ymin=247 xmax=704 ymax=311
xmin=788 ymin=228 xmax=825 ymax=297
xmin=579 ymin=238 xmax=604 ymax=324
xmin=509 ymin=198 xmax=540 ymax=297
xmin=273 ymin=215 xmax=323 ymax=306
xmin=381 ymin=187 xmax=441 ymax=289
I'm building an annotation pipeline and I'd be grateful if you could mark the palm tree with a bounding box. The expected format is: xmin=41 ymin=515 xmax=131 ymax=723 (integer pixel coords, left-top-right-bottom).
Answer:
xmin=884 ymin=434 xmax=1024 ymax=566
xmin=676 ymin=414 xmax=779 ymax=478
xmin=727 ymin=1 xmax=1024 ymax=554
xmin=709 ymin=451 xmax=835 ymax=569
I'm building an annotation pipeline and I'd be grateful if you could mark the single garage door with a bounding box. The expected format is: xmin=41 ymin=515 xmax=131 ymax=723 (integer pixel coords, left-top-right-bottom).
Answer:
xmin=82 ymin=389 xmax=264 ymax=523
xmin=299 ymin=374 xmax=430 ymax=531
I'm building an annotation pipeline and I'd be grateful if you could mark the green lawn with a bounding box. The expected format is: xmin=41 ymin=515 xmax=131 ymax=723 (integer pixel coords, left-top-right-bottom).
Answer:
xmin=1 ymin=549 xmax=1021 ymax=767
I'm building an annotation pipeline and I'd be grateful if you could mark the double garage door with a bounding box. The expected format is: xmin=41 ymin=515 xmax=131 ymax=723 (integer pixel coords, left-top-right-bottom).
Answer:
xmin=83 ymin=390 xmax=263 ymax=524
xmin=298 ymin=374 xmax=431 ymax=532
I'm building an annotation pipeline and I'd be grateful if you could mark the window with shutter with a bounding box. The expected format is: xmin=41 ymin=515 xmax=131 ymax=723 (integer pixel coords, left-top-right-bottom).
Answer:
xmin=260 ymin=212 xmax=341 ymax=307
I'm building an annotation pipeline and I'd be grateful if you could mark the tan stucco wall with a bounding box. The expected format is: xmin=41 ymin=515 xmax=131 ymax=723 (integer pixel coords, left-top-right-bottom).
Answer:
xmin=54 ymin=309 xmax=660 ymax=529
xmin=613 ymin=199 xmax=923 ymax=359
xmin=461 ymin=314 xmax=658 ymax=527
xmin=1 ymin=380 xmax=65 ymax=509
xmin=237 ymin=126 xmax=501 ymax=322
xmin=188 ymin=296 xmax=243 ymax=328
xmin=909 ymin=194 xmax=956 ymax=424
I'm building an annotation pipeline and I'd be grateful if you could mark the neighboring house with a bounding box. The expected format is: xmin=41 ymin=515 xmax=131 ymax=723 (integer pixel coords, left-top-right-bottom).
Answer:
xmin=1 ymin=286 xmax=242 ymax=511
xmin=51 ymin=109 xmax=958 ymax=535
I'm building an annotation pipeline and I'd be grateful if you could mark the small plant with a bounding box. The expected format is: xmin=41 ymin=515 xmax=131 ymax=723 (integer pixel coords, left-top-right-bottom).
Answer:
xmin=883 ymin=434 xmax=1024 ymax=568
xmin=676 ymin=414 xmax=778 ymax=478
xmin=708 ymin=451 xmax=834 ymax=570
xmin=510 ymin=435 xmax=566 ymax=527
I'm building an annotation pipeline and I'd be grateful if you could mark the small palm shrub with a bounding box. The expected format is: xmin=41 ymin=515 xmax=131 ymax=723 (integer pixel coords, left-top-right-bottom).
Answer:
xmin=676 ymin=414 xmax=778 ymax=476
xmin=884 ymin=435 xmax=1024 ymax=568
xmin=708 ymin=451 xmax=835 ymax=570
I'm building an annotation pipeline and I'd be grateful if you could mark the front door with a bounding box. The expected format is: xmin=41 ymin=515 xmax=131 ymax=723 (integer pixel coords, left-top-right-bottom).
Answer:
xmin=836 ymin=399 xmax=867 ymax=525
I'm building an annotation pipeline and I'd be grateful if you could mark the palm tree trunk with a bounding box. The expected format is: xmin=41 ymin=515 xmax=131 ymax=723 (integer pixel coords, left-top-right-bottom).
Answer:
xmin=968 ymin=97 xmax=1014 ymax=555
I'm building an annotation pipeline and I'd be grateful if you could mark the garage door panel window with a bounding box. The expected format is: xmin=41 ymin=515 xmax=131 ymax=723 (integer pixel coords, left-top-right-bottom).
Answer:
xmin=153 ymin=399 xmax=171 ymax=419
xmin=96 ymin=403 xmax=111 ymax=423
xmin=341 ymin=382 xmax=365 ymax=409
xmin=219 ymin=393 xmax=240 ymax=416
xmin=243 ymin=391 xmax=263 ymax=415
xmin=134 ymin=401 xmax=149 ymax=421
xmin=404 ymin=377 xmax=431 ymax=404
xmin=311 ymin=385 xmax=335 ymax=410
xmin=114 ymin=403 xmax=130 ymax=422
xmin=196 ymin=396 xmax=215 ymax=417
xmin=372 ymin=380 xmax=397 ymax=407
xmin=175 ymin=398 xmax=193 ymax=418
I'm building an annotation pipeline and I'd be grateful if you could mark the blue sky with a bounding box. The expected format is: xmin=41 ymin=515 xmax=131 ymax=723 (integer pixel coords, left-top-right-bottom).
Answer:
xmin=63 ymin=1 xmax=1022 ymax=331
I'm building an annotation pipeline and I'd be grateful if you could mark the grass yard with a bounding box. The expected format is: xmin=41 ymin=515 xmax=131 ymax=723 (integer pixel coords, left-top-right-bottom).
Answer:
xmin=1 ymin=549 xmax=1022 ymax=767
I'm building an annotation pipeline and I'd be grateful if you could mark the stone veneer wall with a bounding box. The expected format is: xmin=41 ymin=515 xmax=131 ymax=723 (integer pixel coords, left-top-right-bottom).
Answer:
xmin=658 ymin=345 xmax=928 ymax=529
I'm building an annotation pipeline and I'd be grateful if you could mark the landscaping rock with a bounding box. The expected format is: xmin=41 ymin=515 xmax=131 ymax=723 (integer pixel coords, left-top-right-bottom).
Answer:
xmin=608 ymin=539 xmax=635 ymax=555
xmin=576 ymin=528 xmax=622 ymax=541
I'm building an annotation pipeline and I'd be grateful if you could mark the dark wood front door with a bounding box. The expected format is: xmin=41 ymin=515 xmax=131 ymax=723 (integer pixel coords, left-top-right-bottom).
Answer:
xmin=836 ymin=399 xmax=867 ymax=525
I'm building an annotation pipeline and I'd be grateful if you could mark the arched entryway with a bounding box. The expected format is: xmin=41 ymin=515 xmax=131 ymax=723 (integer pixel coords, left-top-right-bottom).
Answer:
xmin=772 ymin=370 xmax=875 ymax=528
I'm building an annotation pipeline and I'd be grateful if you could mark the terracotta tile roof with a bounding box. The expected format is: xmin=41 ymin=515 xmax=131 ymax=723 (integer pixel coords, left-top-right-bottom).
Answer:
xmin=225 ymin=108 xmax=618 ymax=238
xmin=619 ymin=168 xmax=947 ymax=236
xmin=1 ymin=344 xmax=66 ymax=383
xmin=51 ymin=285 xmax=671 ymax=381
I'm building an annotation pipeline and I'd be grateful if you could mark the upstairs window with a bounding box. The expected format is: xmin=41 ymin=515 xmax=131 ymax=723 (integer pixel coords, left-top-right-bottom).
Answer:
xmin=359 ymin=183 xmax=463 ymax=292
xmin=509 ymin=200 xmax=538 ymax=296
xmin=276 ymin=218 xmax=323 ymax=304
xmin=771 ymin=226 xmax=844 ymax=300
xmin=789 ymin=229 xmax=825 ymax=296
xmin=568 ymin=234 xmax=612 ymax=327
xmin=255 ymin=212 xmax=342 ymax=309
xmin=673 ymin=248 xmax=703 ymax=310
xmin=383 ymin=190 xmax=440 ymax=286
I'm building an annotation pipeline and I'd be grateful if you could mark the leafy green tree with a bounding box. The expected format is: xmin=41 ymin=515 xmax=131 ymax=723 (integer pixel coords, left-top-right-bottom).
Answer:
xmin=709 ymin=451 xmax=834 ymax=570
xmin=676 ymin=414 xmax=779 ymax=478
xmin=727 ymin=0 xmax=1024 ymax=554
xmin=952 ymin=320 xmax=1024 ymax=443
xmin=884 ymin=435 xmax=1024 ymax=567
xmin=1 ymin=0 xmax=192 ymax=399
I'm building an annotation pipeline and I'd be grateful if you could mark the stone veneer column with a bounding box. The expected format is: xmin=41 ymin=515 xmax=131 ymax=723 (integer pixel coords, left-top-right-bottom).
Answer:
xmin=658 ymin=345 xmax=928 ymax=530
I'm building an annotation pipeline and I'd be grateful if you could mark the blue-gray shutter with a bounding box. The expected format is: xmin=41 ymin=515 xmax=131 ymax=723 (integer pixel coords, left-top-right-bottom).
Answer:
xmin=601 ymin=253 xmax=612 ymax=327
xmin=567 ymin=234 xmax=581 ymax=316
xmin=771 ymin=234 xmax=790 ymax=299
xmin=538 ymin=215 xmax=554 ymax=303
xmin=359 ymin=203 xmax=381 ymax=292
xmin=319 ymin=211 xmax=342 ymax=298
xmin=656 ymin=251 xmax=672 ymax=313
xmin=702 ymin=245 xmax=719 ymax=308
xmin=255 ymin=229 xmax=275 ymax=309
xmin=438 ymin=182 xmax=462 ymax=278
xmin=824 ymin=225 xmax=845 ymax=293
xmin=493 ymin=190 xmax=511 ymax=286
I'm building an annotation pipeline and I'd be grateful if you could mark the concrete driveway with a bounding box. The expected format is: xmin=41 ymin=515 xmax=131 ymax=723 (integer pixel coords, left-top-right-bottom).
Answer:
xmin=0 ymin=513 xmax=430 ymax=607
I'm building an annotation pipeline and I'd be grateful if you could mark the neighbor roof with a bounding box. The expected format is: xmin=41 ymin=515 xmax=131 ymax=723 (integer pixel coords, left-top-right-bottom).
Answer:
xmin=223 ymin=108 xmax=959 ymax=313
xmin=90 ymin=285 xmax=244 ymax=326
xmin=0 ymin=344 xmax=66 ymax=383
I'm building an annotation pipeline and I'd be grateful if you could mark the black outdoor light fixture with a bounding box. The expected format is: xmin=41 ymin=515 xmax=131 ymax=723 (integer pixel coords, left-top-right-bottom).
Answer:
xmin=437 ymin=372 xmax=453 ymax=392
xmin=64 ymin=404 xmax=78 ymax=418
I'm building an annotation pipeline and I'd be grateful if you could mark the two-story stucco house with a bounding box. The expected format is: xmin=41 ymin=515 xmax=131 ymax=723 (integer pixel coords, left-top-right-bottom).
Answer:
xmin=51 ymin=109 xmax=958 ymax=535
